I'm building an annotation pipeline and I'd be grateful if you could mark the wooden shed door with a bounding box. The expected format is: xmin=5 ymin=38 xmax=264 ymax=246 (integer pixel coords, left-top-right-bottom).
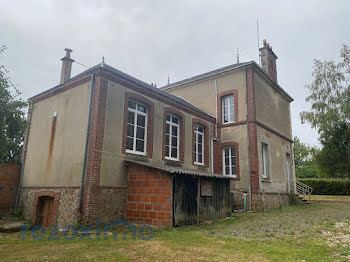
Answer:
xmin=36 ymin=196 xmax=54 ymax=227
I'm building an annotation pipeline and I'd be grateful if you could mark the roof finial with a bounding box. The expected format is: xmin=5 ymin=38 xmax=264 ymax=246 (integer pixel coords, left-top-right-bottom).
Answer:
xmin=236 ymin=48 xmax=240 ymax=63
xmin=167 ymin=74 xmax=170 ymax=85
xmin=101 ymin=56 xmax=105 ymax=67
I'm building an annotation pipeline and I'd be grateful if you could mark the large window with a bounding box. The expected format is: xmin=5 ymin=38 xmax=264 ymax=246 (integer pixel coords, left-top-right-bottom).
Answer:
xmin=222 ymin=95 xmax=234 ymax=123
xmin=261 ymin=142 xmax=270 ymax=179
xmin=165 ymin=115 xmax=179 ymax=160
xmin=223 ymin=147 xmax=237 ymax=177
xmin=126 ymin=100 xmax=147 ymax=155
xmin=194 ymin=125 xmax=204 ymax=165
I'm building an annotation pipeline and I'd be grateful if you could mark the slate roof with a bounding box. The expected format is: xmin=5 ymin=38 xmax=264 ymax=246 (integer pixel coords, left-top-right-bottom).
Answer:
xmin=29 ymin=63 xmax=214 ymax=119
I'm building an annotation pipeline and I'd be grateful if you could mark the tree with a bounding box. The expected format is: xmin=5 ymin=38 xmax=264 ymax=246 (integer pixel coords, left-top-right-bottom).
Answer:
xmin=293 ymin=136 xmax=319 ymax=178
xmin=0 ymin=45 xmax=27 ymax=163
xmin=301 ymin=44 xmax=350 ymax=178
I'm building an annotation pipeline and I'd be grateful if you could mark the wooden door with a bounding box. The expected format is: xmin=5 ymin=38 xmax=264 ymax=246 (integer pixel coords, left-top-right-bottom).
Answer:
xmin=36 ymin=196 xmax=54 ymax=227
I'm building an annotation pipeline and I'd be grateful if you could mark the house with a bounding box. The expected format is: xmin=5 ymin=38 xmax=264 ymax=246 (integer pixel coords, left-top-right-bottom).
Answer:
xmin=17 ymin=40 xmax=296 ymax=227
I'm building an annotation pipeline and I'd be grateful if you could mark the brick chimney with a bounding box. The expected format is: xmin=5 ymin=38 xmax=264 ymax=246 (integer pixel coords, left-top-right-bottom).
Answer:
xmin=60 ymin=48 xmax=74 ymax=84
xmin=259 ymin=40 xmax=278 ymax=83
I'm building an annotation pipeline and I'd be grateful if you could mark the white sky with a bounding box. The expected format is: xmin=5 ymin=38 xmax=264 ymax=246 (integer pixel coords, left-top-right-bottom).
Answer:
xmin=1 ymin=0 xmax=350 ymax=147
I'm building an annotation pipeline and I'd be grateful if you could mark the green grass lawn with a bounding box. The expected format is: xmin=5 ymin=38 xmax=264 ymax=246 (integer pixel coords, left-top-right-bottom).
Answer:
xmin=1 ymin=202 xmax=350 ymax=261
xmin=310 ymin=195 xmax=350 ymax=202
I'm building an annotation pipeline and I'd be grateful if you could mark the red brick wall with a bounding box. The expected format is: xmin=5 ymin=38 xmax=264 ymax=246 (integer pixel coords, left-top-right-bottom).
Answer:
xmin=127 ymin=164 xmax=172 ymax=227
xmin=0 ymin=162 xmax=21 ymax=212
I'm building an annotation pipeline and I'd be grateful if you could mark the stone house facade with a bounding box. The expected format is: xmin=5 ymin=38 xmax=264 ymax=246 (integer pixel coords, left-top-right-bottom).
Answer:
xmin=18 ymin=40 xmax=295 ymax=227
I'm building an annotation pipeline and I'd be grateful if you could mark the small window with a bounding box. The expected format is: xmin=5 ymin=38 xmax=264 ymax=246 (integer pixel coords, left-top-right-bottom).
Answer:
xmin=261 ymin=142 xmax=270 ymax=179
xmin=126 ymin=100 xmax=147 ymax=155
xmin=165 ymin=115 xmax=179 ymax=160
xmin=223 ymin=147 xmax=237 ymax=177
xmin=222 ymin=95 xmax=234 ymax=123
xmin=194 ymin=125 xmax=204 ymax=165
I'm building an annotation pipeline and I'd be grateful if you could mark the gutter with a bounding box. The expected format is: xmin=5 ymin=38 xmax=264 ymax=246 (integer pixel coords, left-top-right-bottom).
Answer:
xmin=78 ymin=72 xmax=96 ymax=214
xmin=14 ymin=101 xmax=34 ymax=211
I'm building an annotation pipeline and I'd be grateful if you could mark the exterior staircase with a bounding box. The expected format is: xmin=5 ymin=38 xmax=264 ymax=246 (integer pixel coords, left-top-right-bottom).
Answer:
xmin=289 ymin=178 xmax=313 ymax=204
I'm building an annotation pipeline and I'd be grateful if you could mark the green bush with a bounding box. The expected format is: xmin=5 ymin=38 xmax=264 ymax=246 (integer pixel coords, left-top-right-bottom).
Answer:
xmin=298 ymin=178 xmax=350 ymax=195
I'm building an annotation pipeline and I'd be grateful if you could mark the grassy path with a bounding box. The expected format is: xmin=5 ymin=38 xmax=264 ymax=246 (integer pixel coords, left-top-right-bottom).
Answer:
xmin=1 ymin=202 xmax=350 ymax=261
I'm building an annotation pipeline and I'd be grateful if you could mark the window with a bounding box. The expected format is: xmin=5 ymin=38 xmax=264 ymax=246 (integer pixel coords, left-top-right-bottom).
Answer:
xmin=261 ymin=142 xmax=270 ymax=179
xmin=223 ymin=147 xmax=237 ymax=177
xmin=165 ymin=115 xmax=179 ymax=160
xmin=126 ymin=100 xmax=147 ymax=155
xmin=194 ymin=125 xmax=204 ymax=165
xmin=222 ymin=95 xmax=234 ymax=123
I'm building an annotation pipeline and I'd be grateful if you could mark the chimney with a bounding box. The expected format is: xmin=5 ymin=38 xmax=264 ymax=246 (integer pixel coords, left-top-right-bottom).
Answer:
xmin=60 ymin=48 xmax=74 ymax=84
xmin=259 ymin=39 xmax=278 ymax=83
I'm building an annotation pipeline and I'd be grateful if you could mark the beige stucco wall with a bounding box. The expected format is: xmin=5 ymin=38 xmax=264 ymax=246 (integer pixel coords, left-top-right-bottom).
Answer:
xmin=23 ymin=83 xmax=91 ymax=186
xmin=220 ymin=124 xmax=249 ymax=191
xmin=257 ymin=126 xmax=294 ymax=193
xmin=164 ymin=70 xmax=247 ymax=122
xmin=254 ymin=74 xmax=292 ymax=138
xmin=100 ymin=80 xmax=214 ymax=187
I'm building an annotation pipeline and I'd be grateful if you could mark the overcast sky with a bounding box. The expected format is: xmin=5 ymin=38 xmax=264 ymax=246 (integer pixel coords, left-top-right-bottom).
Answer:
xmin=1 ymin=0 xmax=350 ymax=146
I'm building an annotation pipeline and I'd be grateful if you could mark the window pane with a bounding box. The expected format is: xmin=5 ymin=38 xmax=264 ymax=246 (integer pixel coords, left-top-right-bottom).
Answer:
xmin=231 ymin=156 xmax=236 ymax=166
xmin=126 ymin=137 xmax=133 ymax=150
xmin=225 ymin=166 xmax=230 ymax=175
xmin=225 ymin=156 xmax=229 ymax=166
xmin=230 ymin=112 xmax=234 ymax=122
xmin=166 ymin=115 xmax=171 ymax=121
xmin=198 ymin=126 xmax=204 ymax=133
xmin=172 ymin=116 xmax=178 ymax=124
xmin=229 ymin=95 xmax=234 ymax=104
xmin=136 ymin=139 xmax=145 ymax=152
xmin=137 ymin=104 xmax=147 ymax=113
xmin=224 ymin=148 xmax=229 ymax=157
xmin=136 ymin=127 xmax=145 ymax=139
xmin=127 ymin=124 xmax=134 ymax=137
xmin=198 ymin=153 xmax=203 ymax=163
xmin=171 ymin=147 xmax=178 ymax=158
xmin=128 ymin=101 xmax=136 ymax=109
xmin=194 ymin=142 xmax=197 ymax=153
xmin=172 ymin=136 xmax=178 ymax=147
xmin=128 ymin=111 xmax=134 ymax=124
xmin=172 ymin=126 xmax=178 ymax=136
xmin=198 ymin=143 xmax=202 ymax=153
xmin=165 ymin=145 xmax=169 ymax=157
xmin=231 ymin=147 xmax=235 ymax=157
xmin=224 ymin=114 xmax=229 ymax=123
xmin=166 ymin=123 xmax=170 ymax=134
xmin=137 ymin=114 xmax=146 ymax=127
xmin=232 ymin=166 xmax=237 ymax=176
xmin=166 ymin=134 xmax=170 ymax=146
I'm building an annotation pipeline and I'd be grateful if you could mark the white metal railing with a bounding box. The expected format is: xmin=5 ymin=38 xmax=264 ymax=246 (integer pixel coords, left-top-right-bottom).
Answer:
xmin=290 ymin=178 xmax=313 ymax=201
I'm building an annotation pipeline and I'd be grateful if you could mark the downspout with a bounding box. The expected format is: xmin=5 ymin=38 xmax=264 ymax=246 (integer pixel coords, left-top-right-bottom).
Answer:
xmin=210 ymin=79 xmax=218 ymax=173
xmin=245 ymin=67 xmax=252 ymax=212
xmin=78 ymin=72 xmax=96 ymax=214
xmin=14 ymin=101 xmax=34 ymax=212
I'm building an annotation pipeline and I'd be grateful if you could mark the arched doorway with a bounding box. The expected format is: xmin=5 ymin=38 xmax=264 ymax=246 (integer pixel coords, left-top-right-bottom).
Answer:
xmin=35 ymin=196 xmax=54 ymax=227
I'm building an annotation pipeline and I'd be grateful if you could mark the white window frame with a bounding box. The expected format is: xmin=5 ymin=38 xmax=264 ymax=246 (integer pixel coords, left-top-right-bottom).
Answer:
xmin=194 ymin=125 xmax=204 ymax=165
xmin=261 ymin=142 xmax=270 ymax=179
xmin=222 ymin=147 xmax=237 ymax=177
xmin=222 ymin=95 xmax=235 ymax=124
xmin=125 ymin=100 xmax=148 ymax=155
xmin=165 ymin=114 xmax=180 ymax=161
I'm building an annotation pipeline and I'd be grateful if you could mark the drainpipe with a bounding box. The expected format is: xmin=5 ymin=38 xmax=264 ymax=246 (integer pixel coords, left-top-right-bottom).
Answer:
xmin=14 ymin=101 xmax=34 ymax=212
xmin=78 ymin=72 xmax=96 ymax=215
xmin=210 ymin=79 xmax=218 ymax=173
xmin=245 ymin=67 xmax=252 ymax=212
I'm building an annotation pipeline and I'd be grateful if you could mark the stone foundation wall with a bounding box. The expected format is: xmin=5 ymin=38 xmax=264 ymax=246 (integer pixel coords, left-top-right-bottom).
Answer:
xmin=18 ymin=187 xmax=80 ymax=227
xmin=100 ymin=186 xmax=127 ymax=224
xmin=251 ymin=192 xmax=290 ymax=212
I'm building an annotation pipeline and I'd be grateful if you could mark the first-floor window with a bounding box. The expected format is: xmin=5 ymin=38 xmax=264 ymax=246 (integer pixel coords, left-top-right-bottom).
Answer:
xmin=223 ymin=147 xmax=237 ymax=177
xmin=165 ymin=114 xmax=179 ymax=160
xmin=261 ymin=142 xmax=270 ymax=179
xmin=194 ymin=125 xmax=204 ymax=165
xmin=126 ymin=100 xmax=147 ymax=154
xmin=222 ymin=95 xmax=234 ymax=123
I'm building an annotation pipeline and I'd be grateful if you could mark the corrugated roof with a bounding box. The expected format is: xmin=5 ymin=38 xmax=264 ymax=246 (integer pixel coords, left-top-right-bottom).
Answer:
xmin=125 ymin=159 xmax=230 ymax=179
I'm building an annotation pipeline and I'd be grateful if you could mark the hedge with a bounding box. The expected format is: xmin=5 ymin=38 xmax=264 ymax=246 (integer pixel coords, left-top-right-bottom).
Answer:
xmin=298 ymin=178 xmax=350 ymax=195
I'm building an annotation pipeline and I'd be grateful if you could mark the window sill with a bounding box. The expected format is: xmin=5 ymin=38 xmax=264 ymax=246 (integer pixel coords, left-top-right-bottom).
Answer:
xmin=261 ymin=178 xmax=272 ymax=183
xmin=126 ymin=150 xmax=147 ymax=156
xmin=194 ymin=162 xmax=205 ymax=166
